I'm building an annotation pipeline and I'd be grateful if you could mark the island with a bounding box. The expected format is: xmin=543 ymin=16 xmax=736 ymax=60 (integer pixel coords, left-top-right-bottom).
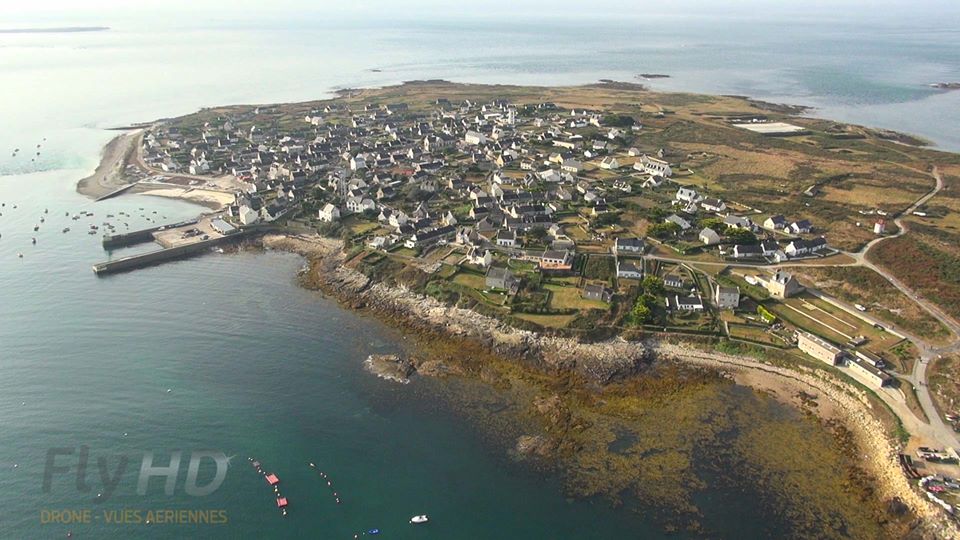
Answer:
xmin=80 ymin=80 xmax=960 ymax=537
xmin=0 ymin=26 xmax=109 ymax=34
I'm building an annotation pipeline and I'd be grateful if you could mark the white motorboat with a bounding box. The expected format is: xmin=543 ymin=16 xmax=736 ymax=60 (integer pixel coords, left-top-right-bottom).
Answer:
xmin=409 ymin=515 xmax=429 ymax=524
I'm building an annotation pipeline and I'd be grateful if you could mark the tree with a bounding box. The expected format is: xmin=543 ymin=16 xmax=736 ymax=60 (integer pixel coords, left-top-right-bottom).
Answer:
xmin=641 ymin=275 xmax=665 ymax=296
xmin=699 ymin=217 xmax=726 ymax=232
xmin=627 ymin=293 xmax=658 ymax=325
xmin=593 ymin=212 xmax=621 ymax=227
xmin=602 ymin=114 xmax=636 ymax=128
xmin=647 ymin=207 xmax=668 ymax=221
xmin=726 ymin=228 xmax=758 ymax=244
xmin=527 ymin=225 xmax=549 ymax=244
xmin=648 ymin=221 xmax=681 ymax=239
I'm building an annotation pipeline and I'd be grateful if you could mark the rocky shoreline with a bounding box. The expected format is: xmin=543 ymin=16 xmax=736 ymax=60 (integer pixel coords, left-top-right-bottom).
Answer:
xmin=263 ymin=233 xmax=957 ymax=537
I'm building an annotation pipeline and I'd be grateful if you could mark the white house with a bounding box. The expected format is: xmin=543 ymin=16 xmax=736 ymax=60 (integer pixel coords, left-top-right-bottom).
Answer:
xmin=700 ymin=198 xmax=726 ymax=213
xmin=724 ymin=215 xmax=755 ymax=231
xmin=676 ymin=187 xmax=700 ymax=203
xmin=561 ymin=159 xmax=583 ymax=173
xmin=614 ymin=237 xmax=645 ymax=255
xmin=464 ymin=130 xmax=487 ymax=145
xmin=349 ymin=155 xmax=366 ymax=171
xmin=665 ymin=214 xmax=692 ymax=231
xmin=642 ymin=175 xmax=665 ymax=188
xmin=238 ymin=205 xmax=259 ymax=225
xmin=496 ymin=229 xmax=518 ymax=247
xmin=764 ymin=215 xmax=788 ymax=230
xmin=617 ymin=260 xmax=644 ymax=279
xmin=318 ymin=203 xmax=341 ymax=223
xmin=600 ymin=156 xmax=620 ymax=170
xmin=715 ymin=285 xmax=740 ymax=310
xmin=731 ymin=244 xmax=763 ymax=259
xmin=639 ymin=155 xmax=672 ymax=177
xmin=784 ymin=237 xmax=827 ymax=257
xmin=789 ymin=220 xmax=813 ymax=234
xmin=668 ymin=294 xmax=704 ymax=311
xmin=346 ymin=196 xmax=376 ymax=214
xmin=699 ymin=227 xmax=722 ymax=245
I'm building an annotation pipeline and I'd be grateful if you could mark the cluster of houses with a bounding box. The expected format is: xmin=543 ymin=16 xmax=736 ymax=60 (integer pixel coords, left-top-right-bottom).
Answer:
xmin=667 ymin=187 xmax=830 ymax=262
xmin=145 ymin=95 xmax=849 ymax=340
xmin=145 ymin=96 xmax=687 ymax=285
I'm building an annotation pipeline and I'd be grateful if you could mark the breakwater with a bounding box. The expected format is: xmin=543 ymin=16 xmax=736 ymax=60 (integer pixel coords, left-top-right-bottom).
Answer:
xmin=101 ymin=218 xmax=199 ymax=249
xmin=93 ymin=231 xmax=250 ymax=275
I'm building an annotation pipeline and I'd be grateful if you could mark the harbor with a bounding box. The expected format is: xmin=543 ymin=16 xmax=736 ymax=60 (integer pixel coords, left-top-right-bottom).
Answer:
xmin=93 ymin=215 xmax=256 ymax=275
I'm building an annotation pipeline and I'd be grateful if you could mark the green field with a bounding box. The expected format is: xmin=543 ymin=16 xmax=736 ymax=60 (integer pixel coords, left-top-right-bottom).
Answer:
xmin=545 ymin=284 xmax=608 ymax=310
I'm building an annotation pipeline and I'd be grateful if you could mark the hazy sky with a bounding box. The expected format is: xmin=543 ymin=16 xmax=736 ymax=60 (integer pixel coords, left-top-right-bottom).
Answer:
xmin=3 ymin=0 xmax=959 ymax=26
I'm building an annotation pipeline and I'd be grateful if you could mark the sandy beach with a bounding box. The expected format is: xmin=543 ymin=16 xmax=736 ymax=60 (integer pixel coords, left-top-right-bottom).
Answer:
xmin=137 ymin=186 xmax=236 ymax=210
xmin=77 ymin=130 xmax=239 ymax=211
xmin=76 ymin=130 xmax=141 ymax=199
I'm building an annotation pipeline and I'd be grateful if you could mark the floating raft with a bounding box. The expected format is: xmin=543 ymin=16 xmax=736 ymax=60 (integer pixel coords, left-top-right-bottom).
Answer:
xmin=265 ymin=473 xmax=280 ymax=485
xmin=276 ymin=497 xmax=288 ymax=508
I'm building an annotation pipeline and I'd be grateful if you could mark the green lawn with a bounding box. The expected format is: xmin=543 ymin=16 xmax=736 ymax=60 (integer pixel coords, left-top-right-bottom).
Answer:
xmin=545 ymin=284 xmax=608 ymax=310
xmin=453 ymin=272 xmax=487 ymax=290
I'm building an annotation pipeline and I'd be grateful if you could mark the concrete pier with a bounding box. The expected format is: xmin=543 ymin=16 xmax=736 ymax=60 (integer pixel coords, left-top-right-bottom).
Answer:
xmin=94 ymin=183 xmax=138 ymax=202
xmin=93 ymin=231 xmax=250 ymax=276
xmin=102 ymin=219 xmax=199 ymax=249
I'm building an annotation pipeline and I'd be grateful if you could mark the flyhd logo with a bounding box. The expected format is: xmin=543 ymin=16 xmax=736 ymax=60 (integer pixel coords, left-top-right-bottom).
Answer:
xmin=43 ymin=446 xmax=229 ymax=502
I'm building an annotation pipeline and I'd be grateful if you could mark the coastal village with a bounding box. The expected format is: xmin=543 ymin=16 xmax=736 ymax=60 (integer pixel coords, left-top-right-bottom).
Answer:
xmin=85 ymin=83 xmax=960 ymax=519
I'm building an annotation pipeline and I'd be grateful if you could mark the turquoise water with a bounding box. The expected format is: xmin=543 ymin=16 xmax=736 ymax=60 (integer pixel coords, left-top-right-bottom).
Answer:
xmin=1 ymin=10 xmax=959 ymax=538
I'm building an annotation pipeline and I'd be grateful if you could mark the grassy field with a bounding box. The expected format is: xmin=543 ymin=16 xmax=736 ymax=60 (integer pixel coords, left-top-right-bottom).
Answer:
xmin=765 ymin=292 xmax=901 ymax=354
xmin=792 ymin=266 xmax=950 ymax=343
xmin=929 ymin=354 xmax=960 ymax=419
xmin=869 ymin=236 xmax=960 ymax=321
xmin=728 ymin=323 xmax=787 ymax=347
xmin=545 ymin=283 xmax=608 ymax=310
xmin=453 ymin=271 xmax=487 ymax=290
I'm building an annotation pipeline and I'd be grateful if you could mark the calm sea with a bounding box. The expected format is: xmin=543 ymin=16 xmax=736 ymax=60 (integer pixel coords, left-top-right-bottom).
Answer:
xmin=1 ymin=12 xmax=958 ymax=538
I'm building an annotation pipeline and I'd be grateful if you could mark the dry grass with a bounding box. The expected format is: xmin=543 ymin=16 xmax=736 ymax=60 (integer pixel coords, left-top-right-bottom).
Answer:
xmin=793 ymin=266 xmax=951 ymax=344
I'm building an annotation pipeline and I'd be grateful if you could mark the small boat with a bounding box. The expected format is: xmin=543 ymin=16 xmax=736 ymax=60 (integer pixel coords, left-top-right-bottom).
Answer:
xmin=368 ymin=529 xmax=381 ymax=535
xmin=32 ymin=238 xmax=36 ymax=244
xmin=62 ymin=227 xmax=70 ymax=233
xmin=17 ymin=252 xmax=23 ymax=258
xmin=33 ymin=225 xmax=39 ymax=231
xmin=88 ymin=230 xmax=96 ymax=235
xmin=409 ymin=515 xmax=429 ymax=524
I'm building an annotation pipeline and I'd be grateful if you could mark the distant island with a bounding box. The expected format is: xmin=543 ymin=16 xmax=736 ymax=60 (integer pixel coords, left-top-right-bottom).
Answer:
xmin=930 ymin=82 xmax=960 ymax=90
xmin=0 ymin=26 xmax=109 ymax=34
xmin=637 ymin=73 xmax=670 ymax=79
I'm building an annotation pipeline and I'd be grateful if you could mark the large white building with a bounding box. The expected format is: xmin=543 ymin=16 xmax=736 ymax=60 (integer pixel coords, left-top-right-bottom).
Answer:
xmin=796 ymin=331 xmax=842 ymax=365
xmin=639 ymin=155 xmax=672 ymax=177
